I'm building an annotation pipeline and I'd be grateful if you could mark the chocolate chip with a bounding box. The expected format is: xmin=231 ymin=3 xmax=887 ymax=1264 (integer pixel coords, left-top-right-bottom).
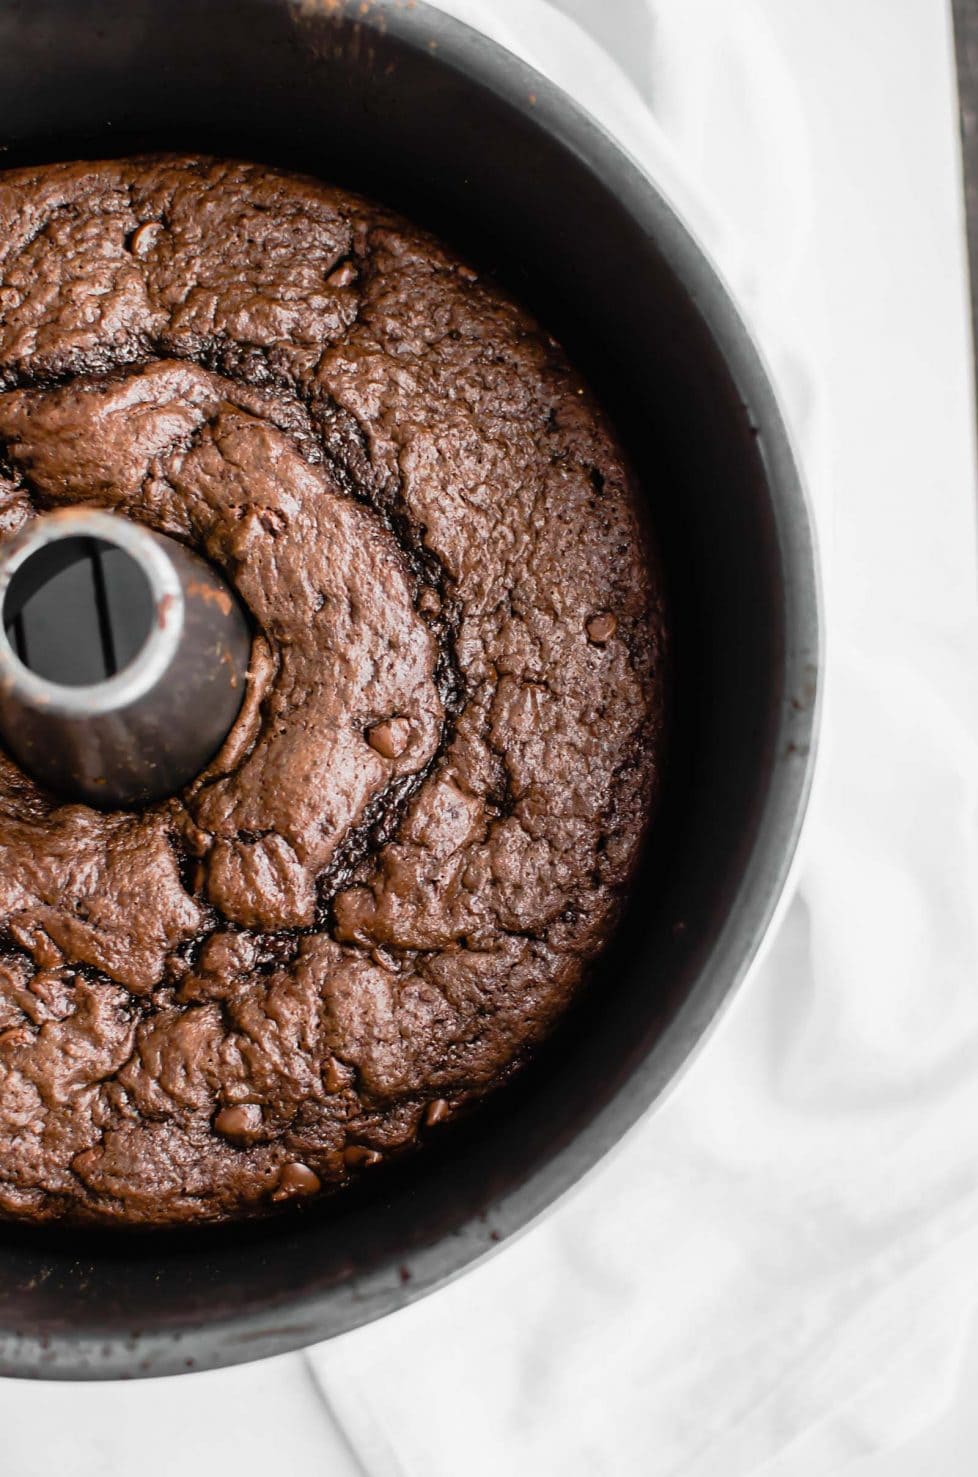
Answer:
xmin=271 ymin=1161 xmax=321 ymax=1200
xmin=128 ymin=221 xmax=162 ymax=258
xmin=424 ymin=1098 xmax=450 ymax=1127
xmin=343 ymin=1144 xmax=382 ymax=1169
xmin=367 ymin=716 xmax=412 ymax=760
xmin=214 ymin=1103 xmax=263 ymax=1145
xmin=326 ymin=260 xmax=358 ymax=288
xmin=586 ymin=612 xmax=617 ymax=644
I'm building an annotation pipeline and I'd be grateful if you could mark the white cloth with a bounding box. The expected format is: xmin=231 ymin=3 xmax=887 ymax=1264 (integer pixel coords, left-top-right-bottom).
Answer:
xmin=306 ymin=2 xmax=978 ymax=1474
xmin=0 ymin=5 xmax=974 ymax=1475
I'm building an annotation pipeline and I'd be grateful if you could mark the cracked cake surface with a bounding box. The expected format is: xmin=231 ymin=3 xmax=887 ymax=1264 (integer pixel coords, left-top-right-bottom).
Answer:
xmin=0 ymin=156 xmax=666 ymax=1225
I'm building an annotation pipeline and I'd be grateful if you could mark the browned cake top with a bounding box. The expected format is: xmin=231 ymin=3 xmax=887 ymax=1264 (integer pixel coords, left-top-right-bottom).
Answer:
xmin=0 ymin=156 xmax=665 ymax=1225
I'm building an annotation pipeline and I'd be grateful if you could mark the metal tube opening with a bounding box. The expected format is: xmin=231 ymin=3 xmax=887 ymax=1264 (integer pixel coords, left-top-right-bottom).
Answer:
xmin=3 ymin=534 xmax=156 ymax=688
xmin=0 ymin=509 xmax=251 ymax=807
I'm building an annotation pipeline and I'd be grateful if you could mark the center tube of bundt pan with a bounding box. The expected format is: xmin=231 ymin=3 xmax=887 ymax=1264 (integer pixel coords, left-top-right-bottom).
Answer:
xmin=0 ymin=508 xmax=251 ymax=808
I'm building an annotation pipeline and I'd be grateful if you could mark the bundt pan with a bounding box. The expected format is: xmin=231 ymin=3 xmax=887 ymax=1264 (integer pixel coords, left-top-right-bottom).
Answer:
xmin=0 ymin=0 xmax=820 ymax=1377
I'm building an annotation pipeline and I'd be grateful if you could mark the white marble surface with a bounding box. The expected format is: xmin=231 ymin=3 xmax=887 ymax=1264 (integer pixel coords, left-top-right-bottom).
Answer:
xmin=1 ymin=3 xmax=976 ymax=1475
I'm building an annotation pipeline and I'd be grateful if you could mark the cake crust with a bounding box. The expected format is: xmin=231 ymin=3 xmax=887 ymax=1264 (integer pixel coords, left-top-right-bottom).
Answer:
xmin=0 ymin=157 xmax=665 ymax=1225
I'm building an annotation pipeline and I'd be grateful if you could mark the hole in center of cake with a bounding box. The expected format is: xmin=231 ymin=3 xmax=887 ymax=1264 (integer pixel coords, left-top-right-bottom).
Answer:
xmin=3 ymin=533 xmax=155 ymax=687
